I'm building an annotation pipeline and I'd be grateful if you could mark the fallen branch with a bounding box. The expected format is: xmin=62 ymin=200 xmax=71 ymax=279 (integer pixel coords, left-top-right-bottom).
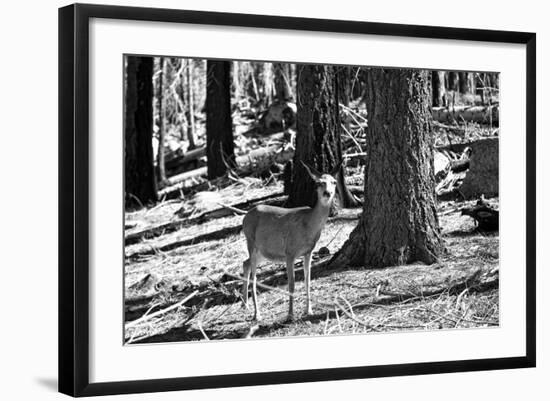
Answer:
xmin=432 ymin=105 xmax=499 ymax=125
xmin=125 ymin=290 xmax=199 ymax=328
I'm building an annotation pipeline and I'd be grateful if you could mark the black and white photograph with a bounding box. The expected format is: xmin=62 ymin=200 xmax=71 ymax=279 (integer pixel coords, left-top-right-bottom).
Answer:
xmin=123 ymin=56 xmax=500 ymax=344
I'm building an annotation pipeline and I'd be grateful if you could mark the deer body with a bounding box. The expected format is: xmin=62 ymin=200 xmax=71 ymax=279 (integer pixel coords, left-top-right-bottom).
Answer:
xmin=242 ymin=162 xmax=340 ymax=321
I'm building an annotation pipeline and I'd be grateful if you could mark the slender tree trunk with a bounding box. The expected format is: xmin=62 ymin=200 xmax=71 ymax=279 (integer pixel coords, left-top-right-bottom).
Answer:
xmin=274 ymin=63 xmax=291 ymax=101
xmin=186 ymin=59 xmax=197 ymax=150
xmin=248 ymin=63 xmax=260 ymax=104
xmin=124 ymin=56 xmax=157 ymax=207
xmin=232 ymin=61 xmax=242 ymax=101
xmin=329 ymin=69 xmax=443 ymax=268
xmin=206 ymin=60 xmax=234 ymax=180
xmin=458 ymin=72 xmax=474 ymax=94
xmin=262 ymin=62 xmax=273 ymax=107
xmin=335 ymin=65 xmax=360 ymax=207
xmin=431 ymin=71 xmax=447 ymax=107
xmin=287 ymin=65 xmax=354 ymax=210
xmin=448 ymin=71 xmax=459 ymax=92
xmin=476 ymin=73 xmax=488 ymax=104
xmin=156 ymin=57 xmax=167 ymax=183
xmin=336 ymin=66 xmax=351 ymax=107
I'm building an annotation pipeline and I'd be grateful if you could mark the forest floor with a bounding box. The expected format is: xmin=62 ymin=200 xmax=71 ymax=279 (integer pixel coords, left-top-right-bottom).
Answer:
xmin=124 ymin=178 xmax=499 ymax=344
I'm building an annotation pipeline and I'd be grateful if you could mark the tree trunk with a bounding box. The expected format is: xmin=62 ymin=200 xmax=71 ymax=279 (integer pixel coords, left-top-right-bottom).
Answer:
xmin=431 ymin=71 xmax=447 ymax=107
xmin=262 ymin=63 xmax=274 ymax=107
xmin=206 ymin=60 xmax=234 ymax=180
xmin=286 ymin=64 xmax=354 ymax=209
xmin=335 ymin=65 xmax=361 ymax=207
xmin=124 ymin=56 xmax=157 ymax=208
xmin=336 ymin=65 xmax=352 ymax=107
xmin=186 ymin=59 xmax=197 ymax=150
xmin=329 ymin=69 xmax=443 ymax=268
xmin=274 ymin=62 xmax=292 ymax=101
xmin=458 ymin=72 xmax=474 ymax=94
xmin=232 ymin=61 xmax=242 ymax=101
xmin=157 ymin=57 xmax=167 ymax=184
xmin=447 ymin=71 xmax=459 ymax=91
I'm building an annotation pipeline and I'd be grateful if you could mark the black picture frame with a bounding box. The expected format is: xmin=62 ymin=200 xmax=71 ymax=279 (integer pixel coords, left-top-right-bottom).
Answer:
xmin=58 ymin=3 xmax=536 ymax=397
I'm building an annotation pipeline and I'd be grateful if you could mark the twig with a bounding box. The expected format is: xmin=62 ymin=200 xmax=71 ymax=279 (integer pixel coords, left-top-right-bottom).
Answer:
xmin=197 ymin=321 xmax=210 ymax=340
xmin=341 ymin=124 xmax=363 ymax=154
xmin=242 ymin=324 xmax=260 ymax=339
xmin=125 ymin=290 xmax=199 ymax=328
xmin=323 ymin=226 xmax=345 ymax=249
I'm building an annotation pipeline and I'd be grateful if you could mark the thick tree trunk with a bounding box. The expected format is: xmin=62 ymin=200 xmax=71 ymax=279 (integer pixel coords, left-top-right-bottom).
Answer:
xmin=157 ymin=57 xmax=167 ymax=184
xmin=287 ymin=65 xmax=354 ymax=209
xmin=431 ymin=71 xmax=447 ymax=107
xmin=124 ymin=56 xmax=157 ymax=207
xmin=330 ymin=69 xmax=443 ymax=268
xmin=206 ymin=60 xmax=234 ymax=180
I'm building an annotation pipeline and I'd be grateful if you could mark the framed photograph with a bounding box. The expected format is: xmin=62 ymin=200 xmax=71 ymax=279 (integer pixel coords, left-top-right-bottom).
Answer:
xmin=58 ymin=3 xmax=536 ymax=397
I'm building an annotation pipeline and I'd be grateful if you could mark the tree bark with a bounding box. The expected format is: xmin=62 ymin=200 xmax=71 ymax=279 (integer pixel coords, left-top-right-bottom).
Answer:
xmin=124 ymin=56 xmax=157 ymax=208
xmin=286 ymin=64 xmax=354 ymax=209
xmin=329 ymin=68 xmax=443 ymax=268
xmin=206 ymin=60 xmax=235 ymax=180
xmin=431 ymin=71 xmax=447 ymax=107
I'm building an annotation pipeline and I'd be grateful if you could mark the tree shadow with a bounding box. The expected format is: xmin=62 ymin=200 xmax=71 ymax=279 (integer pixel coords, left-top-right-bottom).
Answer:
xmin=445 ymin=228 xmax=498 ymax=238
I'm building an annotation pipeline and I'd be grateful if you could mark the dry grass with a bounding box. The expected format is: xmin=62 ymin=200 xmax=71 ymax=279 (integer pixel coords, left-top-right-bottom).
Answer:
xmin=124 ymin=181 xmax=499 ymax=344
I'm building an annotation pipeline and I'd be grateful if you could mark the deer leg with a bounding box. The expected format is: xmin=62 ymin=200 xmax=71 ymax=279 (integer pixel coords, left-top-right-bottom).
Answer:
xmin=285 ymin=256 xmax=296 ymax=321
xmin=304 ymin=251 xmax=313 ymax=315
xmin=250 ymin=252 xmax=261 ymax=321
xmin=242 ymin=258 xmax=251 ymax=310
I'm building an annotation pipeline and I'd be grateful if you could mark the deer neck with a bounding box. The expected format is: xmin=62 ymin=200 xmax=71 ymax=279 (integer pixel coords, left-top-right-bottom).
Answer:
xmin=307 ymin=199 xmax=331 ymax=234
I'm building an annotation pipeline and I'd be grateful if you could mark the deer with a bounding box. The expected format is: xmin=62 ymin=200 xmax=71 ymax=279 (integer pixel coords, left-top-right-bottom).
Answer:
xmin=241 ymin=160 xmax=341 ymax=321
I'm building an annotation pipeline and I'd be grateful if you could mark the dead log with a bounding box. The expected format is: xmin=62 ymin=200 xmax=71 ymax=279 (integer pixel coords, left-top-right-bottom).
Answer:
xmin=432 ymin=104 xmax=499 ymax=125
xmin=125 ymin=224 xmax=243 ymax=259
xmin=165 ymin=146 xmax=206 ymax=171
xmin=125 ymin=192 xmax=286 ymax=245
xmin=158 ymin=143 xmax=294 ymax=198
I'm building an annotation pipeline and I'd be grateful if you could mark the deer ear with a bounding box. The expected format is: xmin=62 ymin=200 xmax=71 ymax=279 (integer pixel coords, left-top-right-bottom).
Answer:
xmin=300 ymin=160 xmax=322 ymax=181
xmin=330 ymin=161 xmax=343 ymax=178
